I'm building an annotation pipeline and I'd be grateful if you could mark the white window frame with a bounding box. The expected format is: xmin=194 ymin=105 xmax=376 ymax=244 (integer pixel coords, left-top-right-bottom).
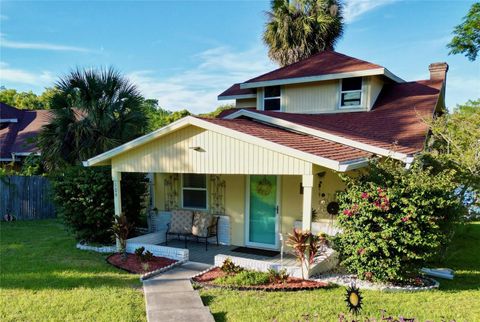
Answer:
xmin=263 ymin=86 xmax=282 ymax=111
xmin=181 ymin=174 xmax=208 ymax=210
xmin=339 ymin=78 xmax=363 ymax=109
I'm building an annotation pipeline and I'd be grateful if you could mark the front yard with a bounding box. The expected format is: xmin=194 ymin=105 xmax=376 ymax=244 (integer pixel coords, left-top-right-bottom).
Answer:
xmin=200 ymin=222 xmax=480 ymax=321
xmin=1 ymin=220 xmax=479 ymax=321
xmin=0 ymin=220 xmax=145 ymax=322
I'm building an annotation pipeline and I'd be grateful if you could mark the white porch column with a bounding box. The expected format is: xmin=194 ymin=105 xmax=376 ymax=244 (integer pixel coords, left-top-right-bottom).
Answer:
xmin=112 ymin=170 xmax=122 ymax=250
xmin=302 ymin=174 xmax=314 ymax=231
xmin=112 ymin=170 xmax=122 ymax=217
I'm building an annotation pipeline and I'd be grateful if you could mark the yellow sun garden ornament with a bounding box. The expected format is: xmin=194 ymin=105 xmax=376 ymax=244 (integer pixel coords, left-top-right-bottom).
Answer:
xmin=345 ymin=284 xmax=363 ymax=315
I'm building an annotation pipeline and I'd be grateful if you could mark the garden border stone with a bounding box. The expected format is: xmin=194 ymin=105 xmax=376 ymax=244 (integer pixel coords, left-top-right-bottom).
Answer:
xmin=312 ymin=273 xmax=440 ymax=292
xmin=76 ymin=242 xmax=116 ymax=253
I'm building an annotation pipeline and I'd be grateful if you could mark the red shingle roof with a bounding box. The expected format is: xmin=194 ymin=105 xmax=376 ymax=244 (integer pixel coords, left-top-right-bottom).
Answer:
xmin=244 ymin=51 xmax=384 ymax=84
xmin=225 ymin=79 xmax=442 ymax=155
xmin=199 ymin=117 xmax=372 ymax=163
xmin=0 ymin=103 xmax=51 ymax=160
xmin=218 ymin=83 xmax=256 ymax=98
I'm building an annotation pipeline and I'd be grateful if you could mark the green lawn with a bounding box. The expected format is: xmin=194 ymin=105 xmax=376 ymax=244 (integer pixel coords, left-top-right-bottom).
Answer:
xmin=200 ymin=222 xmax=480 ymax=321
xmin=1 ymin=220 xmax=479 ymax=321
xmin=0 ymin=220 xmax=145 ymax=322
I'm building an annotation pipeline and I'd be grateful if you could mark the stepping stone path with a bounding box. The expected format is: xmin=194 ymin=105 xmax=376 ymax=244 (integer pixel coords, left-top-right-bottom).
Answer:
xmin=143 ymin=261 xmax=215 ymax=322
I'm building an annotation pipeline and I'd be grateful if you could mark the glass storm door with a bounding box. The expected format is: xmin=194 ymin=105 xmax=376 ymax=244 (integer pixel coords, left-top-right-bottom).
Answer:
xmin=247 ymin=175 xmax=278 ymax=249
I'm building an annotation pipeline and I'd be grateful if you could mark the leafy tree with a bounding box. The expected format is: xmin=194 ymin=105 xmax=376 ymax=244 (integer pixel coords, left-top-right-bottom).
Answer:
xmin=426 ymin=99 xmax=480 ymax=217
xmin=198 ymin=104 xmax=234 ymax=118
xmin=0 ymin=87 xmax=59 ymax=110
xmin=141 ymin=98 xmax=191 ymax=132
xmin=263 ymin=0 xmax=343 ymax=66
xmin=37 ymin=67 xmax=147 ymax=170
xmin=334 ymin=158 xmax=463 ymax=283
xmin=447 ymin=3 xmax=480 ymax=61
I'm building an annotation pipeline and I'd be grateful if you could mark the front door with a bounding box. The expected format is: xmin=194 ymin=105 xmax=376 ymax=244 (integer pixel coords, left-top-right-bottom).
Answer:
xmin=246 ymin=175 xmax=279 ymax=249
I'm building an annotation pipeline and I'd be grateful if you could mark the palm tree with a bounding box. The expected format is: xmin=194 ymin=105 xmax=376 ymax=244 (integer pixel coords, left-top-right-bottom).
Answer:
xmin=38 ymin=67 xmax=147 ymax=170
xmin=263 ymin=0 xmax=344 ymax=67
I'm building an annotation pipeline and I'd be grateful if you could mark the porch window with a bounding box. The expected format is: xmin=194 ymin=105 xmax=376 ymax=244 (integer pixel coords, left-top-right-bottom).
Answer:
xmin=182 ymin=174 xmax=207 ymax=209
xmin=340 ymin=77 xmax=362 ymax=108
xmin=263 ymin=86 xmax=281 ymax=111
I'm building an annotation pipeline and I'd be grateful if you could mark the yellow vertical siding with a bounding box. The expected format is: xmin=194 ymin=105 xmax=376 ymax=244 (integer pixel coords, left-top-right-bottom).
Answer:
xmin=282 ymin=80 xmax=339 ymax=113
xmin=235 ymin=98 xmax=256 ymax=109
xmin=368 ymin=75 xmax=384 ymax=109
xmin=111 ymin=125 xmax=313 ymax=175
xmin=222 ymin=174 xmax=246 ymax=246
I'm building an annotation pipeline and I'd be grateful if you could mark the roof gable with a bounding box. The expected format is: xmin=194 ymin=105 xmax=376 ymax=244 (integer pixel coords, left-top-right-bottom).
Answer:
xmin=244 ymin=51 xmax=384 ymax=84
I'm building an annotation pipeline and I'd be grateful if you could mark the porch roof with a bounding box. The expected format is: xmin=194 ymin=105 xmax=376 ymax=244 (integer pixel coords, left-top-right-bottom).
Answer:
xmin=83 ymin=115 xmax=370 ymax=173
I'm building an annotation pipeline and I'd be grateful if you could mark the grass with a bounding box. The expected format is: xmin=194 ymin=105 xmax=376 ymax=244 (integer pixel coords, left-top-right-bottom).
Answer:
xmin=200 ymin=222 xmax=480 ymax=322
xmin=0 ymin=220 xmax=145 ymax=322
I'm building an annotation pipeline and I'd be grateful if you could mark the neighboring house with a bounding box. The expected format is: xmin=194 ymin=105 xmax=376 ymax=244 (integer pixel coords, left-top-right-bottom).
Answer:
xmin=0 ymin=102 xmax=50 ymax=164
xmin=83 ymin=51 xmax=448 ymax=253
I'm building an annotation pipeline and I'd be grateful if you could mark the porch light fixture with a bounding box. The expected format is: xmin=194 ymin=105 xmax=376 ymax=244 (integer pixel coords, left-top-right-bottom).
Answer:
xmin=189 ymin=146 xmax=204 ymax=152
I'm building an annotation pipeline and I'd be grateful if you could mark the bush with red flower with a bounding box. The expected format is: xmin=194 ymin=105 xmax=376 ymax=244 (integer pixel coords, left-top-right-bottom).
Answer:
xmin=334 ymin=157 xmax=464 ymax=283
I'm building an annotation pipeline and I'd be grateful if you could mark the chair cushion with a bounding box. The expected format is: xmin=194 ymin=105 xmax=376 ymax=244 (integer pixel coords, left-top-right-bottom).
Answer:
xmin=169 ymin=210 xmax=193 ymax=234
xmin=192 ymin=211 xmax=213 ymax=237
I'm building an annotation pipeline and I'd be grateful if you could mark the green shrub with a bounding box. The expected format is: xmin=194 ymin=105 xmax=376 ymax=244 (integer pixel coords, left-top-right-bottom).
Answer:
xmin=334 ymin=157 xmax=463 ymax=283
xmin=267 ymin=268 xmax=289 ymax=284
xmin=134 ymin=247 xmax=146 ymax=260
xmin=51 ymin=166 xmax=148 ymax=243
xmin=220 ymin=258 xmax=243 ymax=274
xmin=214 ymin=270 xmax=271 ymax=286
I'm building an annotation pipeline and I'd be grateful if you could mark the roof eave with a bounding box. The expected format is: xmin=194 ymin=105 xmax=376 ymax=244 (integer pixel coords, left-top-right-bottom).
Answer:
xmin=240 ymin=68 xmax=404 ymax=89
xmin=217 ymin=94 xmax=257 ymax=101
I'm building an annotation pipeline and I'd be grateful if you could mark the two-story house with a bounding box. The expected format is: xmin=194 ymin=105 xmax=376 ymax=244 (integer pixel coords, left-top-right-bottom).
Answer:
xmin=83 ymin=51 xmax=447 ymax=264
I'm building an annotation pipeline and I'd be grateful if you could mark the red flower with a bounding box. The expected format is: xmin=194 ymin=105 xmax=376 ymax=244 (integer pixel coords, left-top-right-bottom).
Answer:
xmin=357 ymin=248 xmax=366 ymax=255
xmin=361 ymin=192 xmax=369 ymax=199
xmin=343 ymin=209 xmax=353 ymax=217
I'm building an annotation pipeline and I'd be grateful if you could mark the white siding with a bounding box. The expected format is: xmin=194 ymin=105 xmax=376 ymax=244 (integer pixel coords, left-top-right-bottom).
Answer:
xmin=111 ymin=125 xmax=313 ymax=175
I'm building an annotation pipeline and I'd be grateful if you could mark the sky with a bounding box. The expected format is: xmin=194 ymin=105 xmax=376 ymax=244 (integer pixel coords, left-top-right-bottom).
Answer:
xmin=0 ymin=0 xmax=479 ymax=114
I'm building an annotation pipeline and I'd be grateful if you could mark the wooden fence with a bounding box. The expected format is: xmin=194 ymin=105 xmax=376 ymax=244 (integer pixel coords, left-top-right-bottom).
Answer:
xmin=0 ymin=175 xmax=56 ymax=220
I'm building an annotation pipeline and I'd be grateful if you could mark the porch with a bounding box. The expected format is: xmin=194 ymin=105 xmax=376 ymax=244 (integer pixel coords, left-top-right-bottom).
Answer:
xmin=158 ymin=239 xmax=298 ymax=266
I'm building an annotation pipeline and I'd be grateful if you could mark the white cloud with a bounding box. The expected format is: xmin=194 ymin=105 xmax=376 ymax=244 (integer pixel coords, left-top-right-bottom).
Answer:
xmin=0 ymin=35 xmax=90 ymax=52
xmin=128 ymin=45 xmax=275 ymax=114
xmin=0 ymin=62 xmax=54 ymax=86
xmin=343 ymin=0 xmax=396 ymax=23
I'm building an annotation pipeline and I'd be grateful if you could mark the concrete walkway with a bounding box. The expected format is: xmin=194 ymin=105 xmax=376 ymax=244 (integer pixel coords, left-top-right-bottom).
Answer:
xmin=143 ymin=261 xmax=215 ymax=322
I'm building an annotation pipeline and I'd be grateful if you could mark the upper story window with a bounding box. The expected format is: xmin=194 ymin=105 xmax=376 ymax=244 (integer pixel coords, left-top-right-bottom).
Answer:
xmin=264 ymin=86 xmax=281 ymax=111
xmin=340 ymin=77 xmax=362 ymax=108
xmin=182 ymin=174 xmax=207 ymax=209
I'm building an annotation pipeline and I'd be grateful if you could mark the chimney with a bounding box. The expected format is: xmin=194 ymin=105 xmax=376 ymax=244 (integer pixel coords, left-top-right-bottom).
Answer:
xmin=429 ymin=62 xmax=449 ymax=80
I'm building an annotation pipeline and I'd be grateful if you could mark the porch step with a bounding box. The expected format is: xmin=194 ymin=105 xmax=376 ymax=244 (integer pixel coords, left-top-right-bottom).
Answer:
xmin=145 ymin=290 xmax=204 ymax=310
xmin=147 ymin=307 xmax=215 ymax=322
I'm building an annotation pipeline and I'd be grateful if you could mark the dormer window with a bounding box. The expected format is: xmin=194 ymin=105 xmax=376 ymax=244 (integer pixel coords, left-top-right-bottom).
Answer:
xmin=340 ymin=77 xmax=362 ymax=108
xmin=263 ymin=86 xmax=281 ymax=111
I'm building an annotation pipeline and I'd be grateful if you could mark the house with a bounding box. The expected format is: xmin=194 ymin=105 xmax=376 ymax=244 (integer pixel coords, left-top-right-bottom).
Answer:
xmin=83 ymin=51 xmax=447 ymax=274
xmin=0 ymin=102 xmax=50 ymax=164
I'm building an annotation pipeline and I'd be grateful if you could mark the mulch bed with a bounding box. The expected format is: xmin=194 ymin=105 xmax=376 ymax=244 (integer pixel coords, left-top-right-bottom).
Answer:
xmin=192 ymin=267 xmax=329 ymax=292
xmin=106 ymin=253 xmax=177 ymax=274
